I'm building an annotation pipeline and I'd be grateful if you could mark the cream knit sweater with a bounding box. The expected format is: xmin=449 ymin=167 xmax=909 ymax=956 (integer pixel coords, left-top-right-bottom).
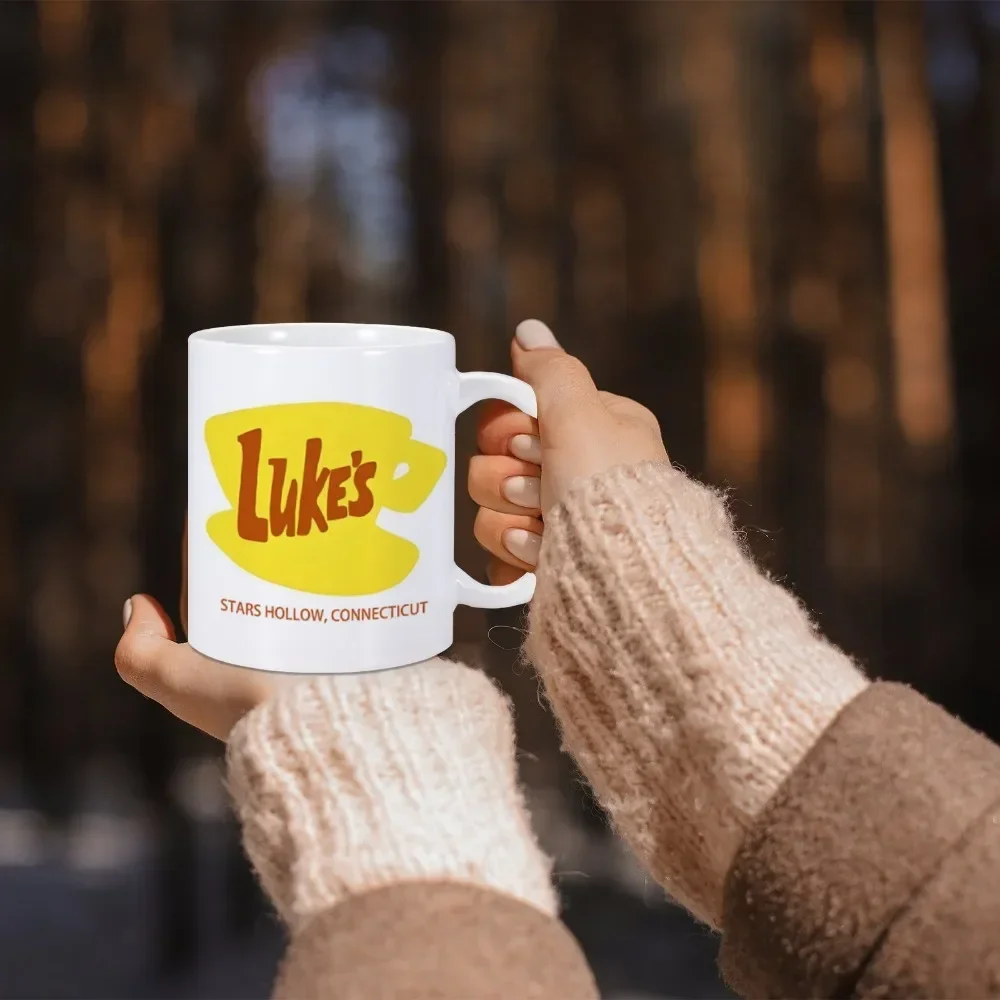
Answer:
xmin=226 ymin=461 xmax=867 ymax=935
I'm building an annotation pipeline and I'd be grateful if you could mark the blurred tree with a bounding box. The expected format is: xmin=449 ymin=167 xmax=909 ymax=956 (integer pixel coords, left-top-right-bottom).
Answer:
xmin=683 ymin=1 xmax=769 ymax=512
xmin=874 ymin=0 xmax=962 ymax=698
xmin=934 ymin=0 xmax=1000 ymax=739
xmin=808 ymin=0 xmax=890 ymax=664
xmin=0 ymin=0 xmax=39 ymax=767
xmin=11 ymin=0 xmax=96 ymax=820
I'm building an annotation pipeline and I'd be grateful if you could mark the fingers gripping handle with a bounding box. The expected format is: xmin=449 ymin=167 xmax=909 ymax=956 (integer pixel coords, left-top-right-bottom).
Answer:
xmin=458 ymin=371 xmax=538 ymax=421
xmin=456 ymin=372 xmax=537 ymax=609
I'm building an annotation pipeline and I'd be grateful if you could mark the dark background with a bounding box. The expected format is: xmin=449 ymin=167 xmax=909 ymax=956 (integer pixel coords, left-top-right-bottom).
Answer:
xmin=0 ymin=1 xmax=998 ymax=997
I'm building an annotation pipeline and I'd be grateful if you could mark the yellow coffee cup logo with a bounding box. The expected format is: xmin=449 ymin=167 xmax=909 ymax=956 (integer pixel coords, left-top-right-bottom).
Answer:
xmin=204 ymin=402 xmax=446 ymax=596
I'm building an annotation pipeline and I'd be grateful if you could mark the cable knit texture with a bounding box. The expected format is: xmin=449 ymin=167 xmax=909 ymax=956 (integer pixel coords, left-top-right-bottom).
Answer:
xmin=526 ymin=460 xmax=869 ymax=927
xmin=226 ymin=658 xmax=557 ymax=933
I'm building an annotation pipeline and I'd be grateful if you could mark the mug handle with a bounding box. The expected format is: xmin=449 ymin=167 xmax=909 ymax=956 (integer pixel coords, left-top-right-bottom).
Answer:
xmin=455 ymin=371 xmax=538 ymax=610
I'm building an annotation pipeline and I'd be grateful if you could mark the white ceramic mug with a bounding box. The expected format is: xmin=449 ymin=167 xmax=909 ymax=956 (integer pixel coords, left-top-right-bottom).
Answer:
xmin=187 ymin=323 xmax=537 ymax=674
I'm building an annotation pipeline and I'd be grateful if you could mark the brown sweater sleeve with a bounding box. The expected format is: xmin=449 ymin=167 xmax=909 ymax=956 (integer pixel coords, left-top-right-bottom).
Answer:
xmin=273 ymin=883 xmax=597 ymax=1000
xmin=720 ymin=681 xmax=1000 ymax=999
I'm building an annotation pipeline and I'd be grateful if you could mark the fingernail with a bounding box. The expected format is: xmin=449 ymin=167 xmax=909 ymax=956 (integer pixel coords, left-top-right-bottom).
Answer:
xmin=122 ymin=598 xmax=133 ymax=629
xmin=501 ymin=475 xmax=541 ymax=509
xmin=503 ymin=527 xmax=541 ymax=566
xmin=510 ymin=434 xmax=542 ymax=464
xmin=515 ymin=319 xmax=559 ymax=350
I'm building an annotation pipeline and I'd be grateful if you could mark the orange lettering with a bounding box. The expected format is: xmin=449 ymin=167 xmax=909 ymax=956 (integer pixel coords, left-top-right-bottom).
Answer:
xmin=349 ymin=450 xmax=377 ymax=517
xmin=296 ymin=437 xmax=330 ymax=535
xmin=233 ymin=431 xmax=380 ymax=541
xmin=327 ymin=464 xmax=350 ymax=521
xmin=268 ymin=458 xmax=298 ymax=537
xmin=236 ymin=429 xmax=268 ymax=542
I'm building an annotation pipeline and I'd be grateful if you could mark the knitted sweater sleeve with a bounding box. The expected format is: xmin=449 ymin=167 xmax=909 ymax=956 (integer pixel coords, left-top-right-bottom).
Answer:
xmin=526 ymin=461 xmax=869 ymax=927
xmin=225 ymin=659 xmax=598 ymax=999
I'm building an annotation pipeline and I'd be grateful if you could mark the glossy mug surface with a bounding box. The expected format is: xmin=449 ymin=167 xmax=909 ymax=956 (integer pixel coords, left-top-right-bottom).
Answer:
xmin=188 ymin=323 xmax=536 ymax=674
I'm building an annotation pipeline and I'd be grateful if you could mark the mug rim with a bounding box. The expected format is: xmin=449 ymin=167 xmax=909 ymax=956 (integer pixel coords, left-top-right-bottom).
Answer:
xmin=190 ymin=322 xmax=453 ymax=350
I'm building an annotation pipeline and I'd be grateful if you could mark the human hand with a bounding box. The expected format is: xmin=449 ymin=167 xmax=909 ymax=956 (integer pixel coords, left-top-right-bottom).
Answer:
xmin=115 ymin=521 xmax=290 ymax=740
xmin=469 ymin=319 xmax=668 ymax=585
xmin=115 ymin=593 xmax=291 ymax=740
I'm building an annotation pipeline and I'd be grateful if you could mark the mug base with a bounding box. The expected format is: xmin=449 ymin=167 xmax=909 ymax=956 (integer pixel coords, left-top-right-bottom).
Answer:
xmin=186 ymin=633 xmax=454 ymax=676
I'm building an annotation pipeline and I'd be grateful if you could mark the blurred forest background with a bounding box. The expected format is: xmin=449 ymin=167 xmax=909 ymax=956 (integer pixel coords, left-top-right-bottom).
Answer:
xmin=0 ymin=0 xmax=999 ymax=997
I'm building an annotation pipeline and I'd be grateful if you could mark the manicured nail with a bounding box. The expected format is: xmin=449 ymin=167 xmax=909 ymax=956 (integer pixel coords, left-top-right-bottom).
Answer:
xmin=501 ymin=476 xmax=541 ymax=509
xmin=515 ymin=319 xmax=559 ymax=350
xmin=510 ymin=434 xmax=542 ymax=464
xmin=503 ymin=527 xmax=541 ymax=566
xmin=122 ymin=598 xmax=133 ymax=629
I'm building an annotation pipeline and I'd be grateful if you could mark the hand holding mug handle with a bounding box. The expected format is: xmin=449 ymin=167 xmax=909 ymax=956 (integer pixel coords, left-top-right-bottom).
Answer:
xmin=468 ymin=320 xmax=669 ymax=594
xmin=455 ymin=372 xmax=538 ymax=610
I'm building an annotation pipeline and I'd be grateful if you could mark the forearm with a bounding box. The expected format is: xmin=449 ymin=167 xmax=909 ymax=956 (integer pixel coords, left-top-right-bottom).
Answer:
xmin=225 ymin=659 xmax=597 ymax=999
xmin=527 ymin=461 xmax=868 ymax=926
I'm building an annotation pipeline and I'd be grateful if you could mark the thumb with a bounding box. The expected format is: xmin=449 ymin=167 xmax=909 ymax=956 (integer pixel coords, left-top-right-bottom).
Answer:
xmin=115 ymin=593 xmax=277 ymax=740
xmin=115 ymin=594 xmax=178 ymax=697
xmin=122 ymin=593 xmax=176 ymax=644
xmin=511 ymin=320 xmax=602 ymax=442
